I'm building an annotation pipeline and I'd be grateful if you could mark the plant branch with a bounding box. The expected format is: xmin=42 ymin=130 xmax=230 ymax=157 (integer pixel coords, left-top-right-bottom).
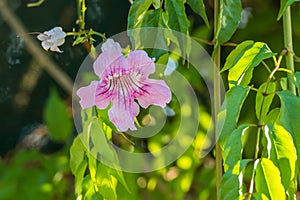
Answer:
xmin=213 ymin=1 xmax=222 ymax=200
xmin=283 ymin=6 xmax=296 ymax=94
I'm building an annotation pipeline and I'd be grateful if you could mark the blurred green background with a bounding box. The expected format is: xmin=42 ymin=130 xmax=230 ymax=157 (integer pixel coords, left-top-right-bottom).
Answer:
xmin=0 ymin=0 xmax=299 ymax=199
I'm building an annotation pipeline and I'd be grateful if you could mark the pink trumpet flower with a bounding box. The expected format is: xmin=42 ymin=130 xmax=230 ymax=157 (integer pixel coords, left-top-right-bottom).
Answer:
xmin=77 ymin=39 xmax=172 ymax=132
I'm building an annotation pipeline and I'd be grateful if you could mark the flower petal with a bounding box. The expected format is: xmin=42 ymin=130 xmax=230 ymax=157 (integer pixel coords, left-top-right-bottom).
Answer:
xmin=136 ymin=79 xmax=171 ymax=108
xmin=126 ymin=50 xmax=155 ymax=76
xmin=95 ymin=81 xmax=113 ymax=109
xmin=50 ymin=46 xmax=63 ymax=53
xmin=41 ymin=41 xmax=51 ymax=51
xmin=108 ymin=100 xmax=139 ymax=132
xmin=37 ymin=33 xmax=49 ymax=41
xmin=93 ymin=50 xmax=124 ymax=78
xmin=77 ymin=81 xmax=98 ymax=109
xmin=101 ymin=39 xmax=122 ymax=52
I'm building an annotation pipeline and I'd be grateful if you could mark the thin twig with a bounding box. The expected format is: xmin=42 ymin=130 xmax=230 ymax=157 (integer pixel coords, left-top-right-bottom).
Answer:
xmin=192 ymin=36 xmax=237 ymax=47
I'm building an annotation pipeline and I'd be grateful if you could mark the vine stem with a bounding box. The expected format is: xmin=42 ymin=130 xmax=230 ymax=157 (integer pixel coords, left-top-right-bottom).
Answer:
xmin=283 ymin=6 xmax=296 ymax=94
xmin=213 ymin=0 xmax=222 ymax=199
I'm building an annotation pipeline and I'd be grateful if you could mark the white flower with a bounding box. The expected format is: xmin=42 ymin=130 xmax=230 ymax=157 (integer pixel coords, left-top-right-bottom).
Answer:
xmin=37 ymin=27 xmax=66 ymax=53
xmin=101 ymin=38 xmax=122 ymax=52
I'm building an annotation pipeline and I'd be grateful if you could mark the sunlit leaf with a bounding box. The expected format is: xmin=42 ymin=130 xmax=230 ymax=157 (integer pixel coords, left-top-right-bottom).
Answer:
xmin=215 ymin=0 xmax=242 ymax=47
xmin=221 ymin=40 xmax=254 ymax=72
xmin=255 ymin=82 xmax=276 ymax=121
xmin=277 ymin=90 xmax=300 ymax=167
xmin=186 ymin=0 xmax=210 ymax=28
xmin=262 ymin=124 xmax=296 ymax=190
xmin=225 ymin=42 xmax=275 ymax=88
xmin=221 ymin=160 xmax=249 ymax=200
xmin=255 ymin=158 xmax=286 ymax=199
xmin=44 ymin=88 xmax=72 ymax=142
xmin=223 ymin=124 xmax=249 ymax=172
xmin=218 ymin=86 xmax=250 ymax=148
xmin=127 ymin=0 xmax=152 ymax=29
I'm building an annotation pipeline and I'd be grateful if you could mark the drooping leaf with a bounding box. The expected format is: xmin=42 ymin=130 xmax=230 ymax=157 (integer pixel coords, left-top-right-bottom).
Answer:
xmin=223 ymin=124 xmax=249 ymax=172
xmin=255 ymin=82 xmax=277 ymax=121
xmin=218 ymin=86 xmax=250 ymax=148
xmin=141 ymin=9 xmax=168 ymax=58
xmin=255 ymin=158 xmax=286 ymax=199
xmin=186 ymin=0 xmax=210 ymax=28
xmin=226 ymin=42 xmax=275 ymax=88
xmin=70 ymin=135 xmax=86 ymax=175
xmin=262 ymin=124 xmax=296 ymax=190
xmin=277 ymin=0 xmax=299 ymax=20
xmin=220 ymin=160 xmax=249 ymax=200
xmin=215 ymin=0 xmax=242 ymax=47
xmin=277 ymin=90 xmax=300 ymax=166
xmin=44 ymin=88 xmax=72 ymax=142
xmin=85 ymin=118 xmax=130 ymax=192
xmin=70 ymin=135 xmax=88 ymax=196
xmin=165 ymin=0 xmax=190 ymax=34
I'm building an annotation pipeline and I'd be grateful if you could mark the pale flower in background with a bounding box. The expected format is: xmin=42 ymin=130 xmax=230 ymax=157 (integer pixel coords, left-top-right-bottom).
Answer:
xmin=37 ymin=27 xmax=66 ymax=53
xmin=77 ymin=39 xmax=172 ymax=132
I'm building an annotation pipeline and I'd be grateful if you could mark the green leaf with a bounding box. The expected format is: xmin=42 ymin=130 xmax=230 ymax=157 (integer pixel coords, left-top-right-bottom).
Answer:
xmin=215 ymin=0 xmax=242 ymax=47
xmin=186 ymin=0 xmax=210 ymax=28
xmin=165 ymin=0 xmax=190 ymax=34
xmin=255 ymin=158 xmax=286 ymax=199
xmin=277 ymin=90 xmax=300 ymax=167
xmin=70 ymin=135 xmax=88 ymax=196
xmin=70 ymin=135 xmax=86 ymax=175
xmin=218 ymin=86 xmax=250 ymax=148
xmin=96 ymin=163 xmax=118 ymax=200
xmin=127 ymin=0 xmax=153 ymax=29
xmin=220 ymin=160 xmax=249 ymax=200
xmin=141 ymin=9 xmax=168 ymax=58
xmin=262 ymin=124 xmax=296 ymax=190
xmin=294 ymin=72 xmax=300 ymax=88
xmin=85 ymin=118 xmax=130 ymax=192
xmin=153 ymin=0 xmax=161 ymax=9
xmin=221 ymin=40 xmax=254 ymax=72
xmin=277 ymin=0 xmax=299 ymax=20
xmin=255 ymin=82 xmax=276 ymax=121
xmin=227 ymin=42 xmax=276 ymax=88
xmin=223 ymin=124 xmax=249 ymax=172
xmin=44 ymin=88 xmax=72 ymax=142
xmin=262 ymin=108 xmax=280 ymax=125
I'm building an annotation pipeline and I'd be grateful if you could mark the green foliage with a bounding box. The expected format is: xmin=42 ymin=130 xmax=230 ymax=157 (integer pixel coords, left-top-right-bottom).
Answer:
xmin=186 ymin=0 xmax=209 ymax=28
xmin=0 ymin=150 xmax=72 ymax=200
xmin=255 ymin=82 xmax=276 ymax=121
xmin=44 ymin=88 xmax=72 ymax=142
xmin=220 ymin=160 xmax=249 ymax=200
xmin=277 ymin=0 xmax=299 ymax=20
xmin=165 ymin=0 xmax=190 ymax=34
xmin=277 ymin=91 xmax=300 ymax=166
xmin=215 ymin=0 xmax=242 ymax=47
xmin=254 ymin=158 xmax=286 ymax=199
xmin=222 ymin=41 xmax=276 ymax=88
xmin=218 ymin=86 xmax=250 ymax=148
xmin=223 ymin=124 xmax=249 ymax=172
xmin=262 ymin=124 xmax=296 ymax=192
